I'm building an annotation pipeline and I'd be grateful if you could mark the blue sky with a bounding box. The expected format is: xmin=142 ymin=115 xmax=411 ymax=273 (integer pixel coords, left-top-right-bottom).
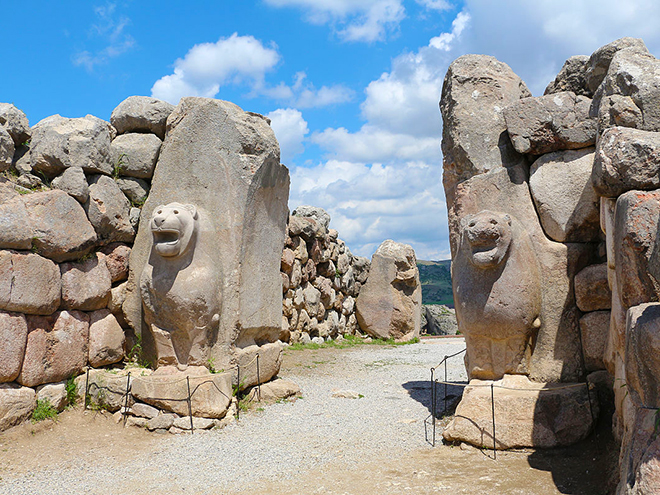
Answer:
xmin=5 ymin=1 xmax=660 ymax=259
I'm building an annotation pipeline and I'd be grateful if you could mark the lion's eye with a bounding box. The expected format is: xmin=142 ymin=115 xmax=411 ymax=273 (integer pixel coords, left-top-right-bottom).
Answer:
xmin=468 ymin=222 xmax=475 ymax=227
xmin=174 ymin=210 xmax=179 ymax=214
xmin=490 ymin=219 xmax=497 ymax=225
xmin=157 ymin=210 xmax=162 ymax=215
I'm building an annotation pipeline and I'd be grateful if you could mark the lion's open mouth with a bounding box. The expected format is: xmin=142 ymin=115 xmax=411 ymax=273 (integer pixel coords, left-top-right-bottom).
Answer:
xmin=153 ymin=229 xmax=180 ymax=246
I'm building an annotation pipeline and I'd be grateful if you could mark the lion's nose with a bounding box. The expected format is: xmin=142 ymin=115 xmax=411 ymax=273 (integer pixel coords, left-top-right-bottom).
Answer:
xmin=153 ymin=215 xmax=165 ymax=227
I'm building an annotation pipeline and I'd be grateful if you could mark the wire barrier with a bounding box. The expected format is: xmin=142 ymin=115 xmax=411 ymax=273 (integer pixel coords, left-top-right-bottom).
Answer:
xmin=83 ymin=353 xmax=262 ymax=433
xmin=423 ymin=348 xmax=596 ymax=460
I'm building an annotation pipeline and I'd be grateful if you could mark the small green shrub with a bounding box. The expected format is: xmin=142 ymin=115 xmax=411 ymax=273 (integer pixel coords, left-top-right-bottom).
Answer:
xmin=65 ymin=375 xmax=78 ymax=407
xmin=113 ymin=153 xmax=126 ymax=179
xmin=31 ymin=399 xmax=58 ymax=423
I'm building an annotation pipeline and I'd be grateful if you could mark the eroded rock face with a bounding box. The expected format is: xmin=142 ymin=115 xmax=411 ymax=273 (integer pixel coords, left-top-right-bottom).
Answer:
xmin=0 ymin=311 xmax=28 ymax=383
xmin=529 ymin=148 xmax=600 ymax=242
xmin=504 ymin=92 xmax=596 ymax=155
xmin=140 ymin=202 xmax=220 ymax=367
xmin=586 ymin=37 xmax=648 ymax=94
xmin=18 ymin=311 xmax=89 ymax=388
xmin=544 ymin=55 xmax=590 ymax=97
xmin=575 ymin=264 xmax=611 ymax=312
xmin=355 ymin=240 xmax=421 ymax=341
xmin=88 ymin=309 xmax=125 ymax=368
xmin=0 ymin=250 xmax=61 ymax=315
xmin=85 ymin=175 xmax=135 ymax=243
xmin=110 ymin=133 xmax=162 ymax=179
xmin=441 ymin=54 xmax=530 ymax=194
xmin=579 ymin=311 xmax=609 ymax=372
xmin=626 ymin=303 xmax=660 ymax=408
xmin=0 ymin=383 xmax=35 ymax=431
xmin=453 ymin=211 xmax=541 ymax=379
xmin=60 ymin=253 xmax=111 ymax=311
xmin=0 ymin=103 xmax=31 ymax=145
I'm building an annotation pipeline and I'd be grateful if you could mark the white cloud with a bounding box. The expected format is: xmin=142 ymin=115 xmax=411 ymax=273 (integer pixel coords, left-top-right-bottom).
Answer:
xmin=72 ymin=2 xmax=135 ymax=71
xmin=151 ymin=33 xmax=280 ymax=104
xmin=429 ymin=11 xmax=469 ymax=51
xmin=267 ymin=108 xmax=309 ymax=164
xmin=264 ymin=0 xmax=406 ymax=42
xmin=416 ymin=0 xmax=452 ymax=11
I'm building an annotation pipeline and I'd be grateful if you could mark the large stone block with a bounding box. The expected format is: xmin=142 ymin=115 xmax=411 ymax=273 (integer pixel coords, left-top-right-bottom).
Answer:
xmin=85 ymin=175 xmax=135 ymax=243
xmin=17 ymin=311 xmax=89 ymax=387
xmin=614 ymin=190 xmax=660 ymax=308
xmin=440 ymin=54 xmax=530 ymax=194
xmin=111 ymin=96 xmax=174 ymax=139
xmin=544 ymin=55 xmax=590 ymax=97
xmin=0 ymin=127 xmax=14 ymax=172
xmin=22 ymin=189 xmax=97 ymax=262
xmin=593 ymin=127 xmax=660 ymax=198
xmin=0 ymin=194 xmax=32 ymax=251
xmin=235 ymin=342 xmax=283 ymax=390
xmin=0 ymin=311 xmax=28 ymax=383
xmin=131 ymin=366 xmax=231 ymax=418
xmin=443 ymin=375 xmax=596 ymax=449
xmin=60 ymin=253 xmax=111 ymax=311
xmin=30 ymin=114 xmax=114 ymax=177
xmin=529 ymin=147 xmax=600 ymax=242
xmin=124 ymin=98 xmax=289 ymax=371
xmin=0 ymin=250 xmax=61 ymax=315
xmin=585 ymin=37 xmax=648 ymax=94
xmin=626 ymin=303 xmax=660 ymax=408
xmin=88 ymin=309 xmax=125 ymax=368
xmin=356 ymin=240 xmax=421 ymax=342
xmin=504 ymin=92 xmax=596 ymax=155
xmin=579 ymin=311 xmax=609 ymax=372
xmin=110 ymin=132 xmax=162 ymax=179
xmin=575 ymin=264 xmax=611 ymax=312
xmin=0 ymin=383 xmax=35 ymax=431
xmin=0 ymin=103 xmax=31 ymax=145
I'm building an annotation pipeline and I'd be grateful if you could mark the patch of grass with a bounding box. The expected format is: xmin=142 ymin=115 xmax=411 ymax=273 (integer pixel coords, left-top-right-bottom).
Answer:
xmin=127 ymin=335 xmax=151 ymax=368
xmin=130 ymin=196 xmax=146 ymax=209
xmin=87 ymin=388 xmax=112 ymax=412
xmin=113 ymin=153 xmax=126 ymax=179
xmin=207 ymin=357 xmax=224 ymax=374
xmin=286 ymin=334 xmax=419 ymax=351
xmin=31 ymin=399 xmax=58 ymax=423
xmin=65 ymin=375 xmax=78 ymax=407
xmin=77 ymin=251 xmax=95 ymax=263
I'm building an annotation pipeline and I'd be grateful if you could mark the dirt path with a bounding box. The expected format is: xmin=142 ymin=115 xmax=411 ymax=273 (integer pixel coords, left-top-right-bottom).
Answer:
xmin=0 ymin=339 xmax=616 ymax=494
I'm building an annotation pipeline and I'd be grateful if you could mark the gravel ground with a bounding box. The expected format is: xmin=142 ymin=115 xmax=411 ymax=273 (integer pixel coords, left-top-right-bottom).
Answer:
xmin=0 ymin=338 xmax=466 ymax=495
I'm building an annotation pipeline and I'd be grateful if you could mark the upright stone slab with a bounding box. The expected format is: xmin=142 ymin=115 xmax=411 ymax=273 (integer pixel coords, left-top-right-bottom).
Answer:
xmin=124 ymin=98 xmax=289 ymax=373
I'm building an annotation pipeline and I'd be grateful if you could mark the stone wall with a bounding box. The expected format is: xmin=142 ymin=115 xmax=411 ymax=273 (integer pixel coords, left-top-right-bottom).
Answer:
xmin=441 ymin=37 xmax=660 ymax=491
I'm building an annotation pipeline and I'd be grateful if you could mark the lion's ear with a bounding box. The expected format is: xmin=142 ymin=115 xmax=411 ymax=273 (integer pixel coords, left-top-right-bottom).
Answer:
xmin=184 ymin=204 xmax=198 ymax=219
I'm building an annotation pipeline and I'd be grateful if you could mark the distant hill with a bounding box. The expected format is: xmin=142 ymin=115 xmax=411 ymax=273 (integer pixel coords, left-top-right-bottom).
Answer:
xmin=417 ymin=259 xmax=454 ymax=307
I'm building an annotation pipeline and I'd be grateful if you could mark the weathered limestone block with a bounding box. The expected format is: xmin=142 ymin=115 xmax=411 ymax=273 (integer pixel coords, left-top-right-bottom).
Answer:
xmin=85 ymin=175 xmax=135 ymax=243
xmin=88 ymin=309 xmax=125 ymax=368
xmin=36 ymin=381 xmax=68 ymax=412
xmin=0 ymin=311 xmax=28 ymax=383
xmin=441 ymin=54 xmax=530 ymax=194
xmin=614 ymin=190 xmax=660 ymax=308
xmin=0 ymin=383 xmax=35 ymax=431
xmin=443 ymin=375 xmax=596 ymax=449
xmin=292 ymin=205 xmax=331 ymax=230
xmin=111 ymin=96 xmax=174 ymax=140
xmin=453 ymin=211 xmax=541 ymax=379
xmin=0 ymin=250 xmax=61 ymax=315
xmin=579 ymin=311 xmax=610 ymax=372
xmin=586 ymin=37 xmax=648 ymax=94
xmin=0 ymin=195 xmax=32 ymax=250
xmin=617 ymin=407 xmax=660 ymax=495
xmin=131 ymin=366 xmax=231 ymax=418
xmin=100 ymin=243 xmax=131 ymax=283
xmin=423 ymin=305 xmax=458 ymax=336
xmin=74 ymin=368 xmax=141 ymax=412
xmin=140 ymin=203 xmax=221 ymax=367
xmin=30 ymin=115 xmax=114 ymax=177
xmin=60 ymin=254 xmax=111 ymax=311
xmin=235 ymin=342 xmax=283 ymax=391
xmin=544 ymin=55 xmax=590 ymax=97
xmin=626 ymin=303 xmax=660 ymax=408
xmin=116 ymin=177 xmax=149 ymax=204
xmin=289 ymin=215 xmax=323 ymax=240
xmin=303 ymin=284 xmax=323 ymax=319
xmin=51 ymin=167 xmax=89 ymax=203
xmin=0 ymin=127 xmax=14 ymax=172
xmin=18 ymin=311 xmax=89 ymax=387
xmin=110 ymin=132 xmax=162 ymax=179
xmin=247 ymin=378 xmax=300 ymax=402
xmin=0 ymin=103 xmax=30 ymax=145
xmin=23 ymin=189 xmax=97 ymax=261
xmin=601 ymin=197 xmax=617 ymax=289
xmin=592 ymin=45 xmax=660 ymax=134
xmin=529 ymin=148 xmax=600 ymax=242
xmin=124 ymin=98 xmax=289 ymax=372
xmin=575 ymin=264 xmax=611 ymax=312
xmin=355 ymin=240 xmax=421 ymax=341
xmin=593 ymin=127 xmax=660 ymax=197
xmin=281 ymin=248 xmax=295 ymax=273
xmin=504 ymin=92 xmax=596 ymax=154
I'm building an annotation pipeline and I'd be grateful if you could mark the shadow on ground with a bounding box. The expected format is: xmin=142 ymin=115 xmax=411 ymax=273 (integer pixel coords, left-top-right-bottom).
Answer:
xmin=401 ymin=380 xmax=466 ymax=415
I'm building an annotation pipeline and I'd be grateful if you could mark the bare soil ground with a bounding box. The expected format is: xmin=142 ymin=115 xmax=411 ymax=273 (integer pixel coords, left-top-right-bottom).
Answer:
xmin=0 ymin=340 xmax=617 ymax=495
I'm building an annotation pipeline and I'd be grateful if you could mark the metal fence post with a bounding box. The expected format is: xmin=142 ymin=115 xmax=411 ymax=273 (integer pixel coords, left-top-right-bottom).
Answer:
xmin=187 ymin=376 xmax=194 ymax=434
xmin=430 ymin=367 xmax=435 ymax=447
xmin=122 ymin=372 xmax=131 ymax=425
xmin=256 ymin=354 xmax=261 ymax=401
xmin=444 ymin=359 xmax=448 ymax=415
xmin=84 ymin=368 xmax=90 ymax=410
xmin=491 ymin=383 xmax=496 ymax=460
xmin=236 ymin=364 xmax=241 ymax=421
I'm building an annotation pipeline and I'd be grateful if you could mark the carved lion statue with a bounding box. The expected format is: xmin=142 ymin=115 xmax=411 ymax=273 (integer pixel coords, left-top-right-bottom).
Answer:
xmin=140 ymin=202 xmax=221 ymax=368
xmin=453 ymin=210 xmax=542 ymax=380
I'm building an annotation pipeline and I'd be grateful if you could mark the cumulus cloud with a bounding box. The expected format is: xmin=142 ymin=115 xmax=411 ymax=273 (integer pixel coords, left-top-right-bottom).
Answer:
xmin=267 ymin=108 xmax=310 ymax=164
xmin=264 ymin=0 xmax=406 ymax=42
xmin=416 ymin=0 xmax=452 ymax=11
xmin=72 ymin=2 xmax=135 ymax=71
xmin=151 ymin=33 xmax=280 ymax=103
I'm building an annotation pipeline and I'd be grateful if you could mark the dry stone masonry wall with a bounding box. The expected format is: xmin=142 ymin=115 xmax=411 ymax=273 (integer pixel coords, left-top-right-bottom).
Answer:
xmin=441 ymin=37 xmax=660 ymax=492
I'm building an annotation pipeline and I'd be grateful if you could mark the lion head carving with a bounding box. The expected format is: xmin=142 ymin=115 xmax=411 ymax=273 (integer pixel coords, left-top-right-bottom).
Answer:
xmin=150 ymin=202 xmax=198 ymax=257
xmin=462 ymin=210 xmax=512 ymax=269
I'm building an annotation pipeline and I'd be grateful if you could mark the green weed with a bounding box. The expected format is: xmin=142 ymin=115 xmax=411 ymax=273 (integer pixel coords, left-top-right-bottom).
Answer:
xmin=65 ymin=375 xmax=78 ymax=407
xmin=113 ymin=153 xmax=126 ymax=179
xmin=286 ymin=334 xmax=419 ymax=351
xmin=31 ymin=399 xmax=58 ymax=423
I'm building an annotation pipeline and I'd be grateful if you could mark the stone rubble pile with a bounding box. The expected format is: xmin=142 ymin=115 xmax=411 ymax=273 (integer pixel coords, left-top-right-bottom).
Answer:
xmin=441 ymin=37 xmax=660 ymax=491
xmin=280 ymin=206 xmax=371 ymax=344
